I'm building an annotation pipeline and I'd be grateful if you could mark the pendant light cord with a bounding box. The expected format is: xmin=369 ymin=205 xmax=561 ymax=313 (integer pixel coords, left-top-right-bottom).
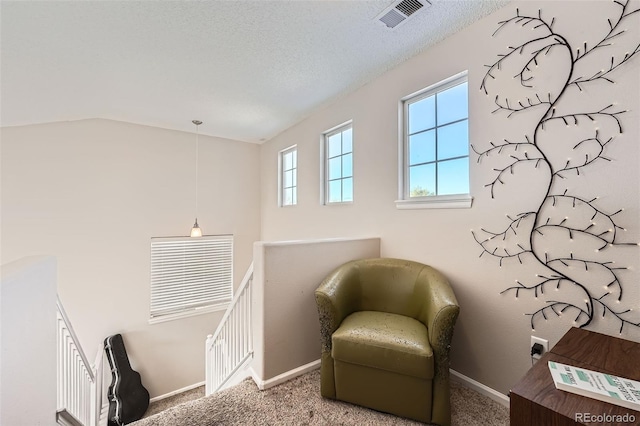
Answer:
xmin=190 ymin=119 xmax=203 ymax=237
xmin=194 ymin=121 xmax=200 ymax=219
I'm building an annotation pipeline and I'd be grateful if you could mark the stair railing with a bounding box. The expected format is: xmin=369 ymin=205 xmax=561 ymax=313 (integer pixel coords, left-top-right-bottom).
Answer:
xmin=205 ymin=262 xmax=254 ymax=394
xmin=92 ymin=344 xmax=106 ymax=425
xmin=57 ymin=296 xmax=98 ymax=426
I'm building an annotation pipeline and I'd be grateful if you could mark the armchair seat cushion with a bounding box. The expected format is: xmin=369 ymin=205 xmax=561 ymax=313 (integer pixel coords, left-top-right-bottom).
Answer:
xmin=331 ymin=311 xmax=434 ymax=380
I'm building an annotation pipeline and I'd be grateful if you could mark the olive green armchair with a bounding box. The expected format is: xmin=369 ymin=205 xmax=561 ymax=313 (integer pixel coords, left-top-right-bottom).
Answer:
xmin=314 ymin=258 xmax=460 ymax=425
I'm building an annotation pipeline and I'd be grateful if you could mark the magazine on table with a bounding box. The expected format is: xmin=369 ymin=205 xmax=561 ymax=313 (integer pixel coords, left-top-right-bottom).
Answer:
xmin=548 ymin=361 xmax=640 ymax=411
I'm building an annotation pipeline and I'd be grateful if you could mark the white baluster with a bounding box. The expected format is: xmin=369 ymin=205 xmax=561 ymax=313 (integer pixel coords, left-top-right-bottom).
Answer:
xmin=57 ymin=297 xmax=97 ymax=425
xmin=205 ymin=263 xmax=254 ymax=394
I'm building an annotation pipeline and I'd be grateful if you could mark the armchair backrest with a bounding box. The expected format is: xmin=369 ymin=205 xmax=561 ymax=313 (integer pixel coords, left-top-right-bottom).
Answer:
xmin=355 ymin=258 xmax=426 ymax=319
xmin=316 ymin=257 xmax=458 ymax=342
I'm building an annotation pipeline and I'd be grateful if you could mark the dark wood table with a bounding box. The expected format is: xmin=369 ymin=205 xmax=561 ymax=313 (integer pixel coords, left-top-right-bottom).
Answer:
xmin=510 ymin=327 xmax=640 ymax=425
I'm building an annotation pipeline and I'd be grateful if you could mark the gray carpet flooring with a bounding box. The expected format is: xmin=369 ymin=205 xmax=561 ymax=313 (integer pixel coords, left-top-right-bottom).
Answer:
xmin=131 ymin=370 xmax=509 ymax=425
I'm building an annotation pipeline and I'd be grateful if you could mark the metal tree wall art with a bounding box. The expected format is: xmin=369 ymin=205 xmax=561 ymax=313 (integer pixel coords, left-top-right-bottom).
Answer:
xmin=473 ymin=1 xmax=640 ymax=333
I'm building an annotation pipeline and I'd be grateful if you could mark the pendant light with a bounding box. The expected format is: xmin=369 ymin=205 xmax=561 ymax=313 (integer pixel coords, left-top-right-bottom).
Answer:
xmin=190 ymin=120 xmax=203 ymax=237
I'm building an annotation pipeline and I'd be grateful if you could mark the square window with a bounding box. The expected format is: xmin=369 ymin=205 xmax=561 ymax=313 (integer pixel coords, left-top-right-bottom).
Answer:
xmin=437 ymin=82 xmax=469 ymax=125
xmin=328 ymin=134 xmax=342 ymax=158
xmin=328 ymin=180 xmax=342 ymax=203
xmin=328 ymin=157 xmax=342 ymax=180
xmin=438 ymin=158 xmax=469 ymax=195
xmin=409 ymin=130 xmax=436 ymax=166
xmin=342 ymin=128 xmax=353 ymax=153
xmin=342 ymin=153 xmax=353 ymax=178
xmin=437 ymin=121 xmax=468 ymax=160
xmin=342 ymin=178 xmax=353 ymax=202
xmin=409 ymin=163 xmax=436 ymax=197
xmin=408 ymin=96 xmax=436 ymax=134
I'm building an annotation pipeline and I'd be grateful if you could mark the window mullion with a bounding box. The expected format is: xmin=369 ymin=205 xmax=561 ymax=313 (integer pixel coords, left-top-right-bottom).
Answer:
xmin=434 ymin=92 xmax=439 ymax=196
xmin=405 ymin=101 xmax=411 ymax=199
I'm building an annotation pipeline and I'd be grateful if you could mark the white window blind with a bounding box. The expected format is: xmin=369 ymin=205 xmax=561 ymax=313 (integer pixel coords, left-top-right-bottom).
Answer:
xmin=150 ymin=235 xmax=233 ymax=323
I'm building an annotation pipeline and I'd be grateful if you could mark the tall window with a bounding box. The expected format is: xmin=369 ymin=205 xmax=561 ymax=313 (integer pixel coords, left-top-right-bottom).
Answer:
xmin=279 ymin=145 xmax=297 ymax=206
xmin=149 ymin=235 xmax=233 ymax=324
xmin=323 ymin=123 xmax=353 ymax=204
xmin=399 ymin=72 xmax=471 ymax=209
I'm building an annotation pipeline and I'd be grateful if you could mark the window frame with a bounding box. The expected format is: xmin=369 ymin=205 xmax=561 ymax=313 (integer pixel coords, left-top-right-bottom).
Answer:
xmin=149 ymin=234 xmax=234 ymax=324
xmin=397 ymin=71 xmax=472 ymax=210
xmin=278 ymin=145 xmax=298 ymax=207
xmin=321 ymin=121 xmax=353 ymax=205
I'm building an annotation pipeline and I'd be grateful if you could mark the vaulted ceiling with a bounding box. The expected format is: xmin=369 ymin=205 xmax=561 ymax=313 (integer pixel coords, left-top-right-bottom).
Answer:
xmin=1 ymin=0 xmax=510 ymax=143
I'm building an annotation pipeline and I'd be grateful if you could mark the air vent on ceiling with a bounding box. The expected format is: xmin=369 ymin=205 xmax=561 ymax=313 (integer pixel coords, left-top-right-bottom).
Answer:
xmin=376 ymin=0 xmax=431 ymax=29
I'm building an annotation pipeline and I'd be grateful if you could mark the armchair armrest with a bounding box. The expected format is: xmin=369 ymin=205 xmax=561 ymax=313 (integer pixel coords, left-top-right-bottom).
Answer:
xmin=416 ymin=265 xmax=459 ymax=352
xmin=416 ymin=265 xmax=459 ymax=426
xmin=314 ymin=262 xmax=360 ymax=354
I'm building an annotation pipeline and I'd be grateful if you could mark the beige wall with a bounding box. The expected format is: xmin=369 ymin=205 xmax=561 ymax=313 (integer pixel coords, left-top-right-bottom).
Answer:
xmin=0 ymin=119 xmax=261 ymax=397
xmin=259 ymin=1 xmax=640 ymax=395
xmin=251 ymin=238 xmax=380 ymax=385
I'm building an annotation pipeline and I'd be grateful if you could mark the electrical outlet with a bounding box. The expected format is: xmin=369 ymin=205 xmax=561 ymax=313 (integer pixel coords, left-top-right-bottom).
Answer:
xmin=531 ymin=336 xmax=549 ymax=360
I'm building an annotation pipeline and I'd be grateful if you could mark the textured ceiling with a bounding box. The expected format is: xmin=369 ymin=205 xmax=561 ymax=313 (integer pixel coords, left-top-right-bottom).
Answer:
xmin=1 ymin=0 xmax=510 ymax=143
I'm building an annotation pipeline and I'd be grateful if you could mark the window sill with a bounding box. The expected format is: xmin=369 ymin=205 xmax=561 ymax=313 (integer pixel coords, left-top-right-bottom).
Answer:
xmin=395 ymin=194 xmax=473 ymax=210
xmin=324 ymin=201 xmax=354 ymax=206
xmin=149 ymin=303 xmax=229 ymax=325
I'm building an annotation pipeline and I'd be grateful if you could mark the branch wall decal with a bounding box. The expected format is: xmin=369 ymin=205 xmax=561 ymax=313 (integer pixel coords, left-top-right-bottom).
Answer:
xmin=474 ymin=1 xmax=640 ymax=333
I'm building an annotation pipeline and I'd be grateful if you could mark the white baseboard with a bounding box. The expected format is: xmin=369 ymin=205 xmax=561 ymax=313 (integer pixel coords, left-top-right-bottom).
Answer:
xmin=250 ymin=359 xmax=321 ymax=390
xmin=233 ymin=361 xmax=510 ymax=411
xmin=450 ymin=369 xmax=510 ymax=408
xmin=150 ymin=381 xmax=206 ymax=403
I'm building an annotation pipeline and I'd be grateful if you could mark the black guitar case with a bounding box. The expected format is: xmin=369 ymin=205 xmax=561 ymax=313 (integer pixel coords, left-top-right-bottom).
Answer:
xmin=104 ymin=334 xmax=150 ymax=426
